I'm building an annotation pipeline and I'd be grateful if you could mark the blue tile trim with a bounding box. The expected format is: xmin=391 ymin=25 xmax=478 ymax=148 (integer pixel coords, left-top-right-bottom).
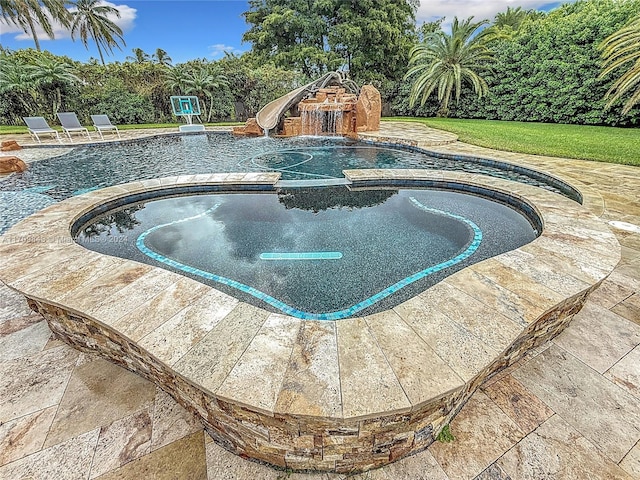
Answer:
xmin=348 ymin=178 xmax=543 ymax=233
xmin=135 ymin=197 xmax=482 ymax=321
xmin=70 ymin=183 xmax=277 ymax=237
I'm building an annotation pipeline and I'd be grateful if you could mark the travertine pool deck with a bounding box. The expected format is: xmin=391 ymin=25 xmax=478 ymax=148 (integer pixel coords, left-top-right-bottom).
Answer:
xmin=0 ymin=122 xmax=639 ymax=479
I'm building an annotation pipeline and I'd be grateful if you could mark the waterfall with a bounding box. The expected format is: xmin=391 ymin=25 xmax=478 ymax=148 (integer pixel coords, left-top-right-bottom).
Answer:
xmin=301 ymin=106 xmax=322 ymax=136
xmin=301 ymin=105 xmax=344 ymax=136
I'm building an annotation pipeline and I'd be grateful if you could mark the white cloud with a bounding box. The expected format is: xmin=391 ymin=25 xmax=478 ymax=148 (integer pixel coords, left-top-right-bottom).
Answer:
xmin=208 ymin=43 xmax=244 ymax=59
xmin=416 ymin=0 xmax=574 ymax=26
xmin=0 ymin=1 xmax=136 ymax=42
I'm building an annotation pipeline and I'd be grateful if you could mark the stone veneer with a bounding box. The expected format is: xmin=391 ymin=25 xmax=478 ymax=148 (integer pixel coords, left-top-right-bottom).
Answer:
xmin=0 ymin=169 xmax=620 ymax=473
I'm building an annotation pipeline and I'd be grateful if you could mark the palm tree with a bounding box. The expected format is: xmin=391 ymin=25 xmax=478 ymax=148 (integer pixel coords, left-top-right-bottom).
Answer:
xmin=163 ymin=64 xmax=190 ymax=93
xmin=489 ymin=6 xmax=544 ymax=39
xmin=26 ymin=55 xmax=81 ymax=116
xmin=183 ymin=68 xmax=211 ymax=121
xmin=0 ymin=0 xmax=71 ymax=51
xmin=494 ymin=6 xmax=529 ymax=30
xmin=599 ymin=15 xmax=640 ymax=115
xmin=405 ymin=16 xmax=495 ymax=116
xmin=152 ymin=48 xmax=172 ymax=66
xmin=69 ymin=0 xmax=125 ymax=65
xmin=0 ymin=54 xmax=37 ymax=117
xmin=126 ymin=47 xmax=150 ymax=63
xmin=182 ymin=64 xmax=229 ymax=122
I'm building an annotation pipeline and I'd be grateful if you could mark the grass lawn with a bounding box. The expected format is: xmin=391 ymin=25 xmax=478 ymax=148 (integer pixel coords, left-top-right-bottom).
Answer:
xmin=388 ymin=117 xmax=640 ymax=167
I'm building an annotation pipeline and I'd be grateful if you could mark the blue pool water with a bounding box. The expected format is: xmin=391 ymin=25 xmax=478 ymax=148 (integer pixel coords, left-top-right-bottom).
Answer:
xmin=0 ymin=133 xmax=577 ymax=234
xmin=75 ymin=187 xmax=538 ymax=319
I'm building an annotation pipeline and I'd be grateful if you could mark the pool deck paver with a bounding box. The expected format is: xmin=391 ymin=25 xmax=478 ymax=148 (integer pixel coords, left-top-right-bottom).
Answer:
xmin=275 ymin=320 xmax=343 ymax=419
xmin=0 ymin=122 xmax=639 ymax=479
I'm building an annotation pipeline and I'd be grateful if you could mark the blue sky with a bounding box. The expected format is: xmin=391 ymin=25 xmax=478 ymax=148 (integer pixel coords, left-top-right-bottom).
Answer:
xmin=0 ymin=0 xmax=571 ymax=65
xmin=0 ymin=0 xmax=252 ymax=64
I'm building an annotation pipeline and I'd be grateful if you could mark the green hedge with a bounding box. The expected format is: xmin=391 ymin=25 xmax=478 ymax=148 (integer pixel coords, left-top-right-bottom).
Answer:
xmin=390 ymin=0 xmax=640 ymax=126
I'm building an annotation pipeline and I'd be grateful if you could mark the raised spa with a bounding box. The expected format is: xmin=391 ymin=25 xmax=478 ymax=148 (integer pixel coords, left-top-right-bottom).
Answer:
xmin=74 ymin=187 xmax=538 ymax=320
xmin=2 ymin=169 xmax=620 ymax=473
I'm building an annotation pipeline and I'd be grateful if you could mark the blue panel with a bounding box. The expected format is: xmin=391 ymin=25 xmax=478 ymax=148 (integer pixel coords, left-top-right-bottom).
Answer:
xmin=260 ymin=252 xmax=343 ymax=261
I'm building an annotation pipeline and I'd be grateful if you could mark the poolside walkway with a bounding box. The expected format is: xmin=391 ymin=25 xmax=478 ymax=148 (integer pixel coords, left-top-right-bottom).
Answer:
xmin=0 ymin=123 xmax=638 ymax=479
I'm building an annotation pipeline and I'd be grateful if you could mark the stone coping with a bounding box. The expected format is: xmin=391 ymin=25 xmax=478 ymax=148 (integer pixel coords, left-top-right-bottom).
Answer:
xmin=0 ymin=170 xmax=620 ymax=472
xmin=358 ymin=122 xmax=459 ymax=146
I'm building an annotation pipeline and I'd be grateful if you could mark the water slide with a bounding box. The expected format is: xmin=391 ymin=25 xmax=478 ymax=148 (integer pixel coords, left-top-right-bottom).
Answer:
xmin=255 ymin=83 xmax=312 ymax=132
xmin=255 ymin=71 xmax=359 ymax=133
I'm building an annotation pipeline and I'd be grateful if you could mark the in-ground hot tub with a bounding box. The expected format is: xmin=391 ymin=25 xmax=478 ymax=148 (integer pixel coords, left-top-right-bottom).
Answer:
xmin=74 ymin=186 xmax=538 ymax=320
xmin=0 ymin=170 xmax=619 ymax=473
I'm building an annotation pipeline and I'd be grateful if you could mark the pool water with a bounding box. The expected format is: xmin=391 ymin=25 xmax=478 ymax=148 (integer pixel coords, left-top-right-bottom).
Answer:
xmin=0 ymin=133 xmax=576 ymax=234
xmin=75 ymin=187 xmax=538 ymax=319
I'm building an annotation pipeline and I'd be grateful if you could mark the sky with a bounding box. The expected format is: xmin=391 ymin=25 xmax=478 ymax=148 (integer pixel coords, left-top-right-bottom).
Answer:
xmin=0 ymin=0 xmax=570 ymax=65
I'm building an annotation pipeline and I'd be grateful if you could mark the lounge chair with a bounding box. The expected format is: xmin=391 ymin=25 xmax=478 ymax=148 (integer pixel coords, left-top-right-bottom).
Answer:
xmin=57 ymin=112 xmax=91 ymax=141
xmin=23 ymin=116 xmax=63 ymax=144
xmin=91 ymin=114 xmax=121 ymax=140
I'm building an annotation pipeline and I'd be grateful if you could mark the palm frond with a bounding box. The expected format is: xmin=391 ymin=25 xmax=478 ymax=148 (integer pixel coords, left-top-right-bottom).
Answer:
xmin=405 ymin=16 xmax=494 ymax=115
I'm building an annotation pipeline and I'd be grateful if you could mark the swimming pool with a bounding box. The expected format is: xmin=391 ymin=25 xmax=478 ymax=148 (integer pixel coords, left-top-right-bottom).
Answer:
xmin=75 ymin=186 xmax=538 ymax=320
xmin=0 ymin=133 xmax=580 ymax=235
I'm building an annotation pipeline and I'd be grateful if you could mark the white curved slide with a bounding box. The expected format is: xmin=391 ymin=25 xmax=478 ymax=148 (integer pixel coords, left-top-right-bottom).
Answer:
xmin=255 ymin=84 xmax=312 ymax=132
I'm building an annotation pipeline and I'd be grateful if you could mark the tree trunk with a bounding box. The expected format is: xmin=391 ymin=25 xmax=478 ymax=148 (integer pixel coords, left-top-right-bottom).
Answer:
xmin=436 ymin=106 xmax=450 ymax=118
xmin=201 ymin=98 xmax=208 ymax=123
xmin=27 ymin=16 xmax=41 ymax=51
xmin=234 ymin=101 xmax=249 ymax=121
xmin=96 ymin=42 xmax=106 ymax=65
xmin=53 ymin=88 xmax=62 ymax=117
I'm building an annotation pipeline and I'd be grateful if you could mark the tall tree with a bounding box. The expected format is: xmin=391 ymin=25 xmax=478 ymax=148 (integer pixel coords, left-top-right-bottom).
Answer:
xmin=69 ymin=0 xmax=125 ymax=65
xmin=152 ymin=48 xmax=172 ymax=66
xmin=600 ymin=15 xmax=640 ymax=114
xmin=126 ymin=47 xmax=150 ymax=63
xmin=242 ymin=0 xmax=337 ymax=78
xmin=242 ymin=0 xmax=417 ymax=81
xmin=325 ymin=0 xmax=417 ymax=82
xmin=0 ymin=0 xmax=71 ymax=51
xmin=405 ymin=16 xmax=494 ymax=116
xmin=418 ymin=17 xmax=444 ymax=41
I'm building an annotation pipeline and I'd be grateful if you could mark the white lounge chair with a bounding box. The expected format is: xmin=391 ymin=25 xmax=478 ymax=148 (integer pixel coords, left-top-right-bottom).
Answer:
xmin=57 ymin=112 xmax=91 ymax=141
xmin=91 ymin=114 xmax=121 ymax=140
xmin=23 ymin=116 xmax=63 ymax=144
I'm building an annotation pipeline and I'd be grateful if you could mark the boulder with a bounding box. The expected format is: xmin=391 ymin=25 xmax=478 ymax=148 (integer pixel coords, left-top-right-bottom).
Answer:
xmin=356 ymin=84 xmax=381 ymax=132
xmin=233 ymin=117 xmax=264 ymax=136
xmin=1 ymin=140 xmax=22 ymax=151
xmin=282 ymin=117 xmax=302 ymax=137
xmin=0 ymin=156 xmax=27 ymax=173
